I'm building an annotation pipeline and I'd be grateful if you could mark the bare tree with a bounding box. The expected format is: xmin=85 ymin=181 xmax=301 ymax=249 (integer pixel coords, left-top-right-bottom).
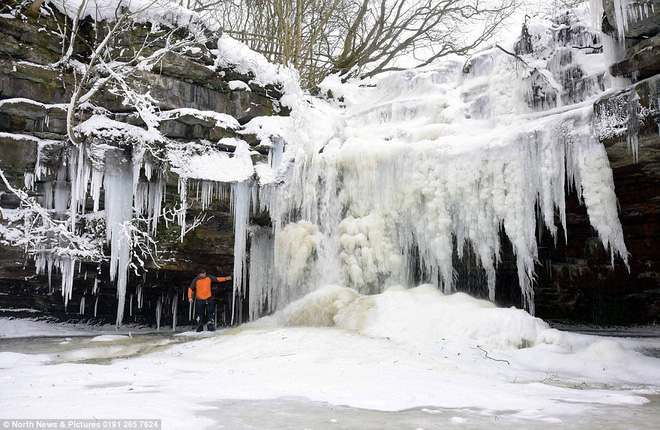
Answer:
xmin=186 ymin=0 xmax=515 ymax=87
xmin=332 ymin=0 xmax=516 ymax=78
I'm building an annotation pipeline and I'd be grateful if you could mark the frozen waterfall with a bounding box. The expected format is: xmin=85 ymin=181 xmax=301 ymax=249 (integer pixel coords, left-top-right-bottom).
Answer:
xmin=248 ymin=4 xmax=629 ymax=317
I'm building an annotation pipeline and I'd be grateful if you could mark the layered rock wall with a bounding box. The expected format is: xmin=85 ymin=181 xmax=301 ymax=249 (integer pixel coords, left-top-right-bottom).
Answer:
xmin=0 ymin=0 xmax=286 ymax=327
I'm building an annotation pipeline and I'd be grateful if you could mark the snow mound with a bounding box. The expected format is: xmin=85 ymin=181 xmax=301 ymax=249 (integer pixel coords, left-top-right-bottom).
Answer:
xmin=255 ymin=284 xmax=551 ymax=349
xmin=255 ymin=285 xmax=360 ymax=327
xmin=337 ymin=285 xmax=550 ymax=350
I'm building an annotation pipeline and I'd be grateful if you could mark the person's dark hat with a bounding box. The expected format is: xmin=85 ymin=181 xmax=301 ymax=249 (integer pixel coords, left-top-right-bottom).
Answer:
xmin=198 ymin=268 xmax=206 ymax=274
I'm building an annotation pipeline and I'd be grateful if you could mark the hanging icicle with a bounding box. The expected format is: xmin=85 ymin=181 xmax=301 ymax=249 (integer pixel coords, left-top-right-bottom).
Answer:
xmin=230 ymin=179 xmax=252 ymax=323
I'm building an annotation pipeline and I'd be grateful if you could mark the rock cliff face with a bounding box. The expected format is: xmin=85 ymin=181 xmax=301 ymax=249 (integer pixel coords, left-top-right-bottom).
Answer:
xmin=532 ymin=1 xmax=660 ymax=324
xmin=0 ymin=0 xmax=287 ymax=327
xmin=602 ymin=0 xmax=660 ymax=80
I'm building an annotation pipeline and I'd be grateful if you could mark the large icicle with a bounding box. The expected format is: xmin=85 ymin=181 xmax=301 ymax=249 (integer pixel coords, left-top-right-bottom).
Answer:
xmin=230 ymin=179 xmax=252 ymax=323
xmin=103 ymin=149 xmax=134 ymax=325
xmin=248 ymin=226 xmax=276 ymax=320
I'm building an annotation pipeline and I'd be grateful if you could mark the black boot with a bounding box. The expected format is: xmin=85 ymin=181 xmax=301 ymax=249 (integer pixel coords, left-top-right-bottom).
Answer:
xmin=208 ymin=322 xmax=215 ymax=332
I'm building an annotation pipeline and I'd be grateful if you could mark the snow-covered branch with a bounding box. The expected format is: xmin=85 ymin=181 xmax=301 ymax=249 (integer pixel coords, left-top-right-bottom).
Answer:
xmin=0 ymin=167 xmax=104 ymax=261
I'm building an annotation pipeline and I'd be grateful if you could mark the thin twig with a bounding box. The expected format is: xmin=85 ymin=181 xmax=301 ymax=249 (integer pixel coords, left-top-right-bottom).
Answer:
xmin=572 ymin=45 xmax=602 ymax=51
xmin=494 ymin=44 xmax=530 ymax=68
xmin=476 ymin=345 xmax=510 ymax=365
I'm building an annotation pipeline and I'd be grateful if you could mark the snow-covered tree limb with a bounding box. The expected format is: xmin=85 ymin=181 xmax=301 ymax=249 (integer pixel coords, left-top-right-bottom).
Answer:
xmin=0 ymin=166 xmax=104 ymax=261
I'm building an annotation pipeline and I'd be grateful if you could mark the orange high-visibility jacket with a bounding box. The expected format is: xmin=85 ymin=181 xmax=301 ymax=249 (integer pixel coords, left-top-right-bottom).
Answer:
xmin=188 ymin=275 xmax=230 ymax=300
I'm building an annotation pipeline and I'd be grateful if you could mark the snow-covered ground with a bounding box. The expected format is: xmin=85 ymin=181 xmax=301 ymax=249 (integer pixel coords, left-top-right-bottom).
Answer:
xmin=2 ymin=286 xmax=660 ymax=429
xmin=0 ymin=317 xmax=164 ymax=339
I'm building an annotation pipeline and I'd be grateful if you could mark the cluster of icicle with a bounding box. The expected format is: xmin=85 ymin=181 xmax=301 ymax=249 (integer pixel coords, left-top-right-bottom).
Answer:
xmin=30 ymin=132 xmax=161 ymax=325
xmin=247 ymin=3 xmax=632 ymax=318
xmin=590 ymin=0 xmax=657 ymax=163
xmin=30 ymin=132 xmax=263 ymax=325
xmin=610 ymin=0 xmax=656 ymax=41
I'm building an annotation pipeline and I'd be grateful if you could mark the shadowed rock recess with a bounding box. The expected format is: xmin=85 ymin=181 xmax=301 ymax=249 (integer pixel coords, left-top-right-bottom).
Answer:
xmin=528 ymin=0 xmax=660 ymax=325
xmin=0 ymin=0 xmax=658 ymax=326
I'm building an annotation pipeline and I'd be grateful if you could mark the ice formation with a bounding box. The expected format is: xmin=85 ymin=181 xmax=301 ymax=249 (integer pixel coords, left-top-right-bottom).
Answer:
xmin=249 ymin=3 xmax=630 ymax=317
xmin=255 ymin=284 xmax=550 ymax=350
xmin=610 ymin=0 xmax=656 ymax=41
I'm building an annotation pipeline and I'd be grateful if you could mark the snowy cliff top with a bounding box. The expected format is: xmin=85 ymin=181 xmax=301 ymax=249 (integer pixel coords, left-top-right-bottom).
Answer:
xmin=48 ymin=0 xmax=208 ymax=30
xmin=40 ymin=0 xmax=301 ymax=92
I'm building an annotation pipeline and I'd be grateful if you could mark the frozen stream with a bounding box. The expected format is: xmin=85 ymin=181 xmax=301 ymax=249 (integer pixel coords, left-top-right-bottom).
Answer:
xmin=3 ymin=287 xmax=660 ymax=429
xmin=2 ymin=328 xmax=660 ymax=430
xmin=210 ymin=395 xmax=660 ymax=430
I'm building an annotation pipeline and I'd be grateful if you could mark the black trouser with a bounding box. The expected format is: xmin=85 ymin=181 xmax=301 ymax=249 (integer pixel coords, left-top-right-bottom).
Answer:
xmin=195 ymin=298 xmax=215 ymax=329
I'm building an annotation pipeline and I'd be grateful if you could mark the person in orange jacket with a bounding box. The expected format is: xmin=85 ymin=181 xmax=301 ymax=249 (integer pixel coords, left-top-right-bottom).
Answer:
xmin=188 ymin=268 xmax=232 ymax=332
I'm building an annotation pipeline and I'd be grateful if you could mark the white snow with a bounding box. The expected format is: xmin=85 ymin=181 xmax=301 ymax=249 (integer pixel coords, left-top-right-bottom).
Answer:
xmin=160 ymin=109 xmax=241 ymax=130
xmin=227 ymin=80 xmax=251 ymax=91
xmin=0 ymin=98 xmax=68 ymax=110
xmin=215 ymin=36 xmax=301 ymax=91
xmin=167 ymin=140 xmax=255 ymax=183
xmin=240 ymin=116 xmax=294 ymax=147
xmin=47 ymin=0 xmax=209 ymax=31
xmin=78 ymin=115 xmax=162 ymax=144
xmin=0 ymin=131 xmax=54 ymax=144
